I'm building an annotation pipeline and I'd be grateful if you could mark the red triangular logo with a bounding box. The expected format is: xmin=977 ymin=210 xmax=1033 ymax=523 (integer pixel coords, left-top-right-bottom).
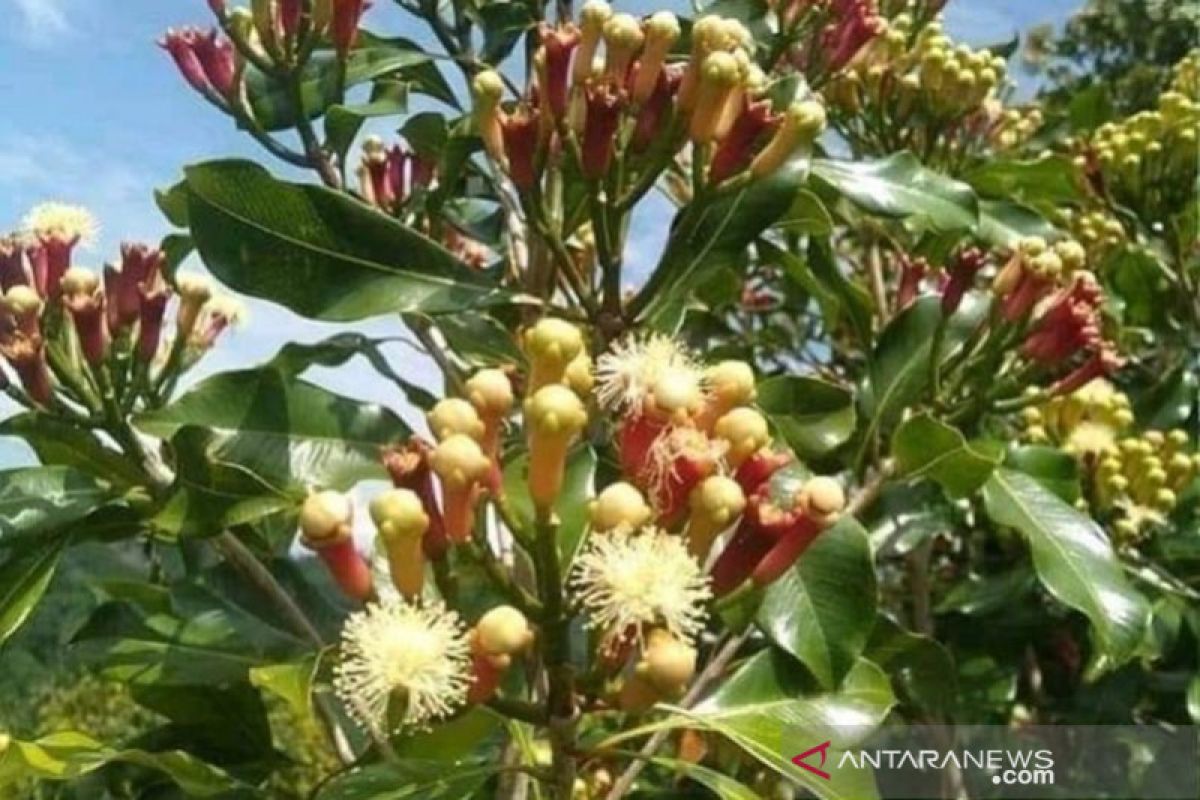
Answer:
xmin=792 ymin=740 xmax=832 ymax=780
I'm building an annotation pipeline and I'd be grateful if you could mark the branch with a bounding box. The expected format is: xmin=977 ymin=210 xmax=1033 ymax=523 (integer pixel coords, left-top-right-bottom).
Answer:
xmin=604 ymin=465 xmax=894 ymax=798
xmin=603 ymin=629 xmax=752 ymax=800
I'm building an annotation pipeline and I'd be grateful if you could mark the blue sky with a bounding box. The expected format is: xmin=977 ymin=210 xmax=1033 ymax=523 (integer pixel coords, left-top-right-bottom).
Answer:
xmin=0 ymin=0 xmax=1082 ymax=467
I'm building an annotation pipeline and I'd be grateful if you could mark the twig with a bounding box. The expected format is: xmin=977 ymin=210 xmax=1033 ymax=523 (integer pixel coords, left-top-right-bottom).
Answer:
xmin=603 ymin=629 xmax=751 ymax=800
xmin=210 ymin=531 xmax=394 ymax=765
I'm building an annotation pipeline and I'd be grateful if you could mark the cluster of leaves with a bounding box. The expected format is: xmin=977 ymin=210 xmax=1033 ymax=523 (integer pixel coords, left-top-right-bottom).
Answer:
xmin=0 ymin=0 xmax=1197 ymax=798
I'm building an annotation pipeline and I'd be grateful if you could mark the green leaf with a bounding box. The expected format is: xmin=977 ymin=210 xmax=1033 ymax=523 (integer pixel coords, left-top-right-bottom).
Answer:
xmin=759 ymin=238 xmax=871 ymax=345
xmin=151 ymin=427 xmax=296 ymax=539
xmin=935 ymin=566 xmax=1036 ymax=616
xmin=857 ymin=295 xmax=987 ymax=467
xmin=982 ymin=468 xmax=1150 ymax=666
xmin=316 ymin=760 xmax=501 ymax=799
xmin=183 ymin=159 xmax=511 ymax=321
xmin=756 ymin=517 xmax=877 ymax=689
xmin=865 ymin=614 xmax=957 ymax=715
xmin=0 ymin=466 xmax=113 ymax=546
xmin=964 ymin=156 xmax=1082 ymax=205
xmin=811 ymin=152 xmax=978 ymax=232
xmin=269 ymin=333 xmax=438 ymax=410
xmin=502 ymin=446 xmax=596 ymax=568
xmin=633 ymin=157 xmax=810 ymax=329
xmin=649 ymin=757 xmax=760 ymax=799
xmin=1188 ymin=674 xmax=1200 ymax=723
xmin=0 ymin=731 xmax=243 ymax=796
xmin=435 ymin=313 xmax=523 ymax=367
xmin=0 ymin=535 xmax=67 ymax=644
xmin=1134 ymin=363 xmax=1199 ymax=430
xmin=325 ymin=80 xmax=409 ymax=164
xmin=776 ymin=187 xmax=834 ymax=235
xmin=1005 ymin=445 xmax=1082 ymax=503
xmin=977 ymin=199 xmax=1059 ymax=248
xmin=757 ymin=375 xmax=856 ymax=460
xmin=0 ymin=414 xmax=146 ymax=488
xmin=891 ymin=414 xmax=1002 ymax=499
xmin=1105 ymin=246 xmax=1174 ymax=327
xmin=250 ymin=656 xmax=318 ymax=728
xmin=472 ymin=1 xmax=537 ymax=63
xmin=245 ymin=40 xmax=440 ymax=131
xmin=682 ymin=653 xmax=893 ymax=800
xmin=136 ymin=367 xmax=410 ymax=491
xmin=74 ymin=565 xmax=310 ymax=686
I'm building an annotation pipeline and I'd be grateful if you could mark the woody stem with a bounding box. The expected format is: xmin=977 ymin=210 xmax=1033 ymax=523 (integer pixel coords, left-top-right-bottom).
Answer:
xmin=534 ymin=510 xmax=577 ymax=798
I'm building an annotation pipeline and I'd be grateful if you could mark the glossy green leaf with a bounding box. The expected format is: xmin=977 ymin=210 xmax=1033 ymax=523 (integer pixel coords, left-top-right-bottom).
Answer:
xmin=502 ymin=446 xmax=596 ymax=568
xmin=0 ymin=731 xmax=243 ymax=796
xmin=250 ymin=656 xmax=319 ymax=729
xmin=325 ymin=80 xmax=409 ymax=164
xmin=811 ymin=152 xmax=978 ymax=232
xmin=1188 ymin=674 xmax=1200 ymax=723
xmin=472 ymin=1 xmax=537 ymax=63
xmin=935 ymin=566 xmax=1036 ymax=616
xmin=1106 ymin=246 xmax=1174 ymax=327
xmin=184 ymin=159 xmax=511 ymax=321
xmin=74 ymin=565 xmax=309 ymax=686
xmin=245 ymin=40 xmax=439 ymax=131
xmin=865 ymin=614 xmax=957 ymax=715
xmin=392 ymin=708 xmax=504 ymax=762
xmin=964 ymin=156 xmax=1082 ymax=205
xmin=136 ymin=367 xmax=409 ymax=491
xmin=892 ymin=414 xmax=1003 ymax=499
xmin=435 ymin=313 xmax=523 ymax=367
xmin=0 ymin=535 xmax=67 ymax=644
xmin=760 ymin=238 xmax=872 ymax=344
xmin=0 ymin=414 xmax=147 ymax=489
xmin=683 ymin=652 xmax=893 ymax=800
xmin=0 ymin=466 xmax=113 ymax=545
xmin=269 ymin=333 xmax=438 ymax=410
xmin=982 ymin=468 xmax=1150 ymax=666
xmin=757 ymin=375 xmax=856 ymax=460
xmin=650 ymin=757 xmax=760 ymax=799
xmin=1005 ymin=445 xmax=1082 ymax=503
xmin=777 ymin=187 xmax=835 ymax=235
xmin=633 ymin=157 xmax=810 ymax=329
xmin=1134 ymin=363 xmax=1199 ymax=430
xmin=316 ymin=760 xmax=500 ymax=799
xmin=756 ymin=517 xmax=877 ymax=689
xmin=977 ymin=199 xmax=1059 ymax=248
xmin=857 ymin=295 xmax=986 ymax=468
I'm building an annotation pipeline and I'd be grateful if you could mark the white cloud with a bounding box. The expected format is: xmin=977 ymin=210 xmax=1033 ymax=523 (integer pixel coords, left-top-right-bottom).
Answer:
xmin=9 ymin=0 xmax=73 ymax=46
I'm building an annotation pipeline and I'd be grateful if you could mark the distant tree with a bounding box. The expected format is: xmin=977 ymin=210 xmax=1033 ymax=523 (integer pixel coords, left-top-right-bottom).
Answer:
xmin=1026 ymin=0 xmax=1199 ymax=116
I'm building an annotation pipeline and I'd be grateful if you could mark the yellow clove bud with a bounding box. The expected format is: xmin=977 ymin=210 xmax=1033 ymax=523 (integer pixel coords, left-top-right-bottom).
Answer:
xmin=698 ymin=360 xmax=756 ymax=429
xmin=602 ymin=13 xmax=644 ymax=80
xmin=428 ymin=398 xmax=487 ymax=443
xmin=574 ymin=0 xmax=613 ymax=84
xmin=476 ymin=605 xmax=534 ymax=656
xmin=370 ymin=488 xmax=429 ymax=599
xmin=466 ymin=368 xmax=514 ymax=455
xmin=430 ymin=434 xmax=493 ymax=543
xmin=522 ymin=318 xmax=586 ymax=391
xmin=590 ymin=481 xmax=653 ymax=533
xmin=636 ymin=628 xmax=697 ymax=696
xmin=713 ymin=407 xmax=770 ymax=467
xmin=299 ymin=490 xmax=354 ymax=545
xmin=686 ymin=475 xmax=746 ymax=560
xmin=473 ymin=70 xmax=507 ymax=167
xmin=749 ymin=100 xmax=826 ymax=178
xmin=689 ymin=51 xmax=742 ymax=145
xmin=631 ymin=12 xmax=681 ymax=104
xmin=525 ymin=384 xmax=588 ymax=510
